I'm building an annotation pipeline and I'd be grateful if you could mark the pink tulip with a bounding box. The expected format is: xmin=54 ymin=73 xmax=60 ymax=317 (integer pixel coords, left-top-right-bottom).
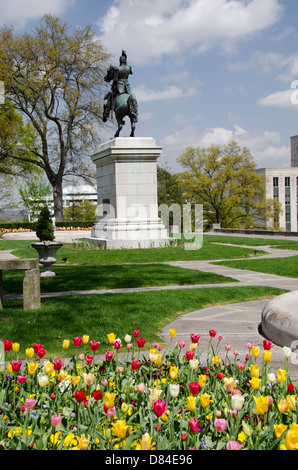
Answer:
xmin=178 ymin=341 xmax=186 ymax=348
xmin=214 ymin=418 xmax=228 ymax=433
xmin=188 ymin=418 xmax=200 ymax=433
xmin=25 ymin=398 xmax=37 ymax=410
xmin=10 ymin=360 xmax=22 ymax=372
xmin=227 ymin=440 xmax=242 ymax=450
xmin=236 ymin=361 xmax=245 ymax=370
xmin=51 ymin=413 xmax=62 ymax=427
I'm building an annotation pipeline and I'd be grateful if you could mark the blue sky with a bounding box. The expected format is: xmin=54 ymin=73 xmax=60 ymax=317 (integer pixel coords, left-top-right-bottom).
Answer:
xmin=1 ymin=0 xmax=298 ymax=172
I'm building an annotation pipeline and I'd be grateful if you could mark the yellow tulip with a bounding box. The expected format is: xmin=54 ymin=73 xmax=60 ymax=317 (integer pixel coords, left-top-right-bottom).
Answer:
xmin=104 ymin=391 xmax=115 ymax=408
xmin=186 ymin=396 xmax=197 ymax=411
xmin=277 ymin=368 xmax=288 ymax=383
xmin=154 ymin=354 xmax=162 ymax=366
xmin=27 ymin=362 xmax=38 ymax=375
xmin=139 ymin=433 xmax=155 ymax=450
xmin=262 ymin=350 xmax=272 ymax=362
xmin=62 ymin=340 xmax=70 ymax=350
xmin=6 ymin=363 xmax=12 ymax=374
xmin=223 ymin=377 xmax=237 ymax=392
xmin=169 ymin=365 xmax=178 ymax=380
xmin=26 ymin=348 xmax=34 ymax=359
xmin=83 ymin=372 xmax=95 ymax=386
xmin=249 ymin=364 xmax=260 ymax=378
xmin=274 ymin=423 xmax=287 ymax=439
xmin=44 ymin=362 xmax=54 ymax=375
xmin=212 ymin=355 xmax=221 ymax=365
xmin=254 ymin=395 xmax=269 ymax=415
xmin=113 ymin=420 xmax=127 ymax=439
xmin=278 ymin=398 xmax=289 ymax=413
xmin=77 ymin=433 xmax=90 ymax=450
xmin=198 ymin=374 xmax=207 ymax=387
xmin=200 ymin=393 xmax=211 ymax=408
xmin=252 ymin=346 xmax=260 ymax=359
xmin=82 ymin=335 xmax=89 ymax=344
xmin=12 ymin=342 xmax=20 ymax=353
xmin=72 ymin=376 xmax=80 ymax=387
xmin=284 ymin=425 xmax=298 ymax=450
xmin=161 ymin=410 xmax=170 ymax=422
xmin=107 ymin=333 xmax=116 ymax=344
xmin=250 ymin=377 xmax=261 ymax=390
xmin=287 ymin=395 xmax=296 ymax=411
xmin=169 ymin=329 xmax=176 ymax=337
xmin=189 ymin=342 xmax=198 ymax=353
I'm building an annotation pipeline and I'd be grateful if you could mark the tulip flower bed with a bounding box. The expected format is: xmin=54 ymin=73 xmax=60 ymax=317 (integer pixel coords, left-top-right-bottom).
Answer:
xmin=0 ymin=329 xmax=297 ymax=450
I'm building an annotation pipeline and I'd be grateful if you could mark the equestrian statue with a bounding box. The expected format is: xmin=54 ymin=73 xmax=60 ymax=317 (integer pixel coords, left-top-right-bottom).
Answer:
xmin=102 ymin=50 xmax=138 ymax=137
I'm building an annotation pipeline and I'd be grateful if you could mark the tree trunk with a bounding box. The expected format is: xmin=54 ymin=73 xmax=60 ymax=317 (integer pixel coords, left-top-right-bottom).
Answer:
xmin=52 ymin=180 xmax=64 ymax=222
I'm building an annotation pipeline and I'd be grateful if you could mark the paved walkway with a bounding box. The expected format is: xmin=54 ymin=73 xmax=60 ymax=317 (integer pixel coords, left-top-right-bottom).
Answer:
xmin=2 ymin=232 xmax=298 ymax=382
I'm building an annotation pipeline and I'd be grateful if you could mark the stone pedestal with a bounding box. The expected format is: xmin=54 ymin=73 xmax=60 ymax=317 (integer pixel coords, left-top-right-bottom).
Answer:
xmin=86 ymin=137 xmax=169 ymax=249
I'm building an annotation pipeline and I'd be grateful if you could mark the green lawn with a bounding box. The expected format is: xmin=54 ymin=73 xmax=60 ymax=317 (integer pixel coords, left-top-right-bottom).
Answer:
xmin=214 ymin=255 xmax=298 ymax=278
xmin=0 ymin=237 xmax=266 ymax=264
xmin=0 ymin=286 xmax=286 ymax=359
xmin=2 ymin=263 xmax=237 ymax=295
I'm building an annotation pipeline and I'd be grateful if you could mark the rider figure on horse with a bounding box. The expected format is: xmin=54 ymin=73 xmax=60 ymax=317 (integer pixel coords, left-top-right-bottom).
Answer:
xmin=103 ymin=50 xmax=137 ymax=124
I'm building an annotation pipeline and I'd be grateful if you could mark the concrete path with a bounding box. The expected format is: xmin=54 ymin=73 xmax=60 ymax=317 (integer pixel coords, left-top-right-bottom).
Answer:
xmin=2 ymin=232 xmax=298 ymax=382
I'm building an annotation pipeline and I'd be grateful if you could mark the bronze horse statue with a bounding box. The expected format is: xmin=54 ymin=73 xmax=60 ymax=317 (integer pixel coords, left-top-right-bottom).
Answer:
xmin=102 ymin=52 xmax=138 ymax=138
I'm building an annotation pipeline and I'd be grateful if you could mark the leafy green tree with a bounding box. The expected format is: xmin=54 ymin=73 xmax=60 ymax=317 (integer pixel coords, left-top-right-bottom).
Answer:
xmin=17 ymin=177 xmax=53 ymax=222
xmin=177 ymin=140 xmax=282 ymax=230
xmin=64 ymin=199 xmax=97 ymax=222
xmin=0 ymin=15 xmax=110 ymax=221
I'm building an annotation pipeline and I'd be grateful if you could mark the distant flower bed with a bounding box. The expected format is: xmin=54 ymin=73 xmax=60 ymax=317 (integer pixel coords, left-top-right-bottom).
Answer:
xmin=0 ymin=227 xmax=92 ymax=234
xmin=0 ymin=329 xmax=297 ymax=450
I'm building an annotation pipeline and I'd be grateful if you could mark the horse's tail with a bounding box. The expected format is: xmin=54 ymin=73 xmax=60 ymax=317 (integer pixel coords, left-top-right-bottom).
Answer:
xmin=128 ymin=93 xmax=138 ymax=122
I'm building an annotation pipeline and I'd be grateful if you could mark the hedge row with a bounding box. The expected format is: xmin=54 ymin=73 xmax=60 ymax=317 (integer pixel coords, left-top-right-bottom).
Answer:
xmin=0 ymin=220 xmax=95 ymax=230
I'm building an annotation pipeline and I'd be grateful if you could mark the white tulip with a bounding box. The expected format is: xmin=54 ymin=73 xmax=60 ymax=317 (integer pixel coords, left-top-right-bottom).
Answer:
xmin=267 ymin=372 xmax=276 ymax=384
xmin=231 ymin=394 xmax=244 ymax=411
xmin=283 ymin=346 xmax=292 ymax=359
xmin=169 ymin=383 xmax=180 ymax=398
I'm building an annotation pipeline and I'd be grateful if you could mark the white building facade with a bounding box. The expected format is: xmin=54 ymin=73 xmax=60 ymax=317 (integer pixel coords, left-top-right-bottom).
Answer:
xmin=256 ymin=167 xmax=298 ymax=232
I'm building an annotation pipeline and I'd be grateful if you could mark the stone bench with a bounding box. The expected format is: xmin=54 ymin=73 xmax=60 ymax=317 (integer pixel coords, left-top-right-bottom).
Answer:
xmin=0 ymin=259 xmax=40 ymax=310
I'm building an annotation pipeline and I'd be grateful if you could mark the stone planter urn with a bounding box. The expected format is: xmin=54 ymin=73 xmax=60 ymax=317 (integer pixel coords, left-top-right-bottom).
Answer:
xmin=31 ymin=241 xmax=63 ymax=278
xmin=31 ymin=205 xmax=63 ymax=277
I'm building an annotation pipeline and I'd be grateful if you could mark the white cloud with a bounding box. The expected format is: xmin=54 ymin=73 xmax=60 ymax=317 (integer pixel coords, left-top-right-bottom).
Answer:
xmin=0 ymin=0 xmax=75 ymax=29
xmin=134 ymin=84 xmax=200 ymax=103
xmin=257 ymin=89 xmax=298 ymax=108
xmin=96 ymin=0 xmax=283 ymax=65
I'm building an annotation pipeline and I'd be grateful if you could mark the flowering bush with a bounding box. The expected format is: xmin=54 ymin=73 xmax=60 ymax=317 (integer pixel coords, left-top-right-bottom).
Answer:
xmin=0 ymin=330 xmax=297 ymax=450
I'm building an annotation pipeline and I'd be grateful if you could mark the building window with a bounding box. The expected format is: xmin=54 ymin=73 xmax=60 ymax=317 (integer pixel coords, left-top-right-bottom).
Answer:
xmin=273 ymin=177 xmax=279 ymax=187
xmin=286 ymin=213 xmax=291 ymax=222
xmin=285 ymin=177 xmax=290 ymax=187
xmin=285 ymin=193 xmax=291 ymax=205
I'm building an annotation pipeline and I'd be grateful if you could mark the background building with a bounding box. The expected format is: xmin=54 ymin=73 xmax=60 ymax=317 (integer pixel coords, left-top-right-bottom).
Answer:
xmin=257 ymin=135 xmax=298 ymax=232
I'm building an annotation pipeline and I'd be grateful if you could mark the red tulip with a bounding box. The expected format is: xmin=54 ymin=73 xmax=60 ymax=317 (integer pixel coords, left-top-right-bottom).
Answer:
xmin=17 ymin=375 xmax=27 ymax=384
xmin=86 ymin=355 xmax=93 ymax=365
xmin=3 ymin=340 xmax=13 ymax=351
xmin=89 ymin=340 xmax=100 ymax=351
xmin=92 ymin=390 xmax=103 ymax=400
xmin=137 ymin=338 xmax=147 ymax=348
xmin=263 ymin=340 xmax=273 ymax=350
xmin=73 ymin=337 xmax=82 ymax=347
xmin=74 ymin=390 xmax=86 ymax=403
xmin=131 ymin=360 xmax=140 ymax=371
xmin=190 ymin=334 xmax=200 ymax=344
xmin=53 ymin=359 xmax=63 ymax=371
xmin=37 ymin=347 xmax=46 ymax=359
xmin=188 ymin=382 xmax=200 ymax=396
xmin=105 ymin=351 xmax=114 ymax=361
xmin=209 ymin=330 xmax=216 ymax=337
xmin=33 ymin=343 xmax=44 ymax=353
xmin=10 ymin=360 xmax=22 ymax=373
xmin=152 ymin=398 xmax=168 ymax=417
xmin=185 ymin=351 xmax=194 ymax=361
xmin=133 ymin=330 xmax=139 ymax=338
